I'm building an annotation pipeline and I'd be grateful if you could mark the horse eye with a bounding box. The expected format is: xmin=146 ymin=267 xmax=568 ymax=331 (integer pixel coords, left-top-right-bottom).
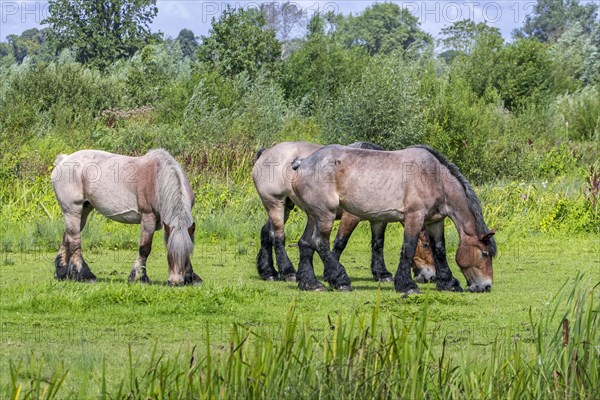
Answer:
xmin=481 ymin=251 xmax=490 ymax=258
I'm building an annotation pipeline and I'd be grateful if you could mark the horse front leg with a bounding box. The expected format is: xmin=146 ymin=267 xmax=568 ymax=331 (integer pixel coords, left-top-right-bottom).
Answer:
xmin=128 ymin=214 xmax=155 ymax=284
xmin=369 ymin=222 xmax=393 ymax=282
xmin=426 ymin=221 xmax=463 ymax=292
xmin=63 ymin=213 xmax=96 ymax=282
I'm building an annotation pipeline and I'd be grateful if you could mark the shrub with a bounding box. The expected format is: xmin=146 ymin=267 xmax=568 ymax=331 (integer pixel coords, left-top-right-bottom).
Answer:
xmin=0 ymin=61 xmax=124 ymax=141
xmin=555 ymin=85 xmax=600 ymax=141
xmin=321 ymin=52 xmax=425 ymax=149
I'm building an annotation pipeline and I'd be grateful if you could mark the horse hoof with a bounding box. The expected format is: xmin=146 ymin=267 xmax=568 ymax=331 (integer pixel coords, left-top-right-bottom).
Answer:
xmin=401 ymin=288 xmax=421 ymax=297
xmin=437 ymin=279 xmax=464 ymax=293
xmin=375 ymin=276 xmax=393 ymax=283
xmin=336 ymin=285 xmax=353 ymax=292
xmin=299 ymin=281 xmax=325 ymax=291
xmin=77 ymin=273 xmax=97 ymax=283
xmin=264 ymin=276 xmax=277 ymax=282
xmin=281 ymin=274 xmax=297 ymax=282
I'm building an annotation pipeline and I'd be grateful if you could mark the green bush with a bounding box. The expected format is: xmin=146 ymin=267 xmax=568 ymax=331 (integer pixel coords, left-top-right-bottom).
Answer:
xmin=556 ymin=85 xmax=600 ymax=141
xmin=0 ymin=61 xmax=124 ymax=141
xmin=321 ymin=52 xmax=425 ymax=149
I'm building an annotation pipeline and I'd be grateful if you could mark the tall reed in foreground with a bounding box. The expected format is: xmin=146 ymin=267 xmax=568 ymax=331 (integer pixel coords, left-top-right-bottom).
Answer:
xmin=6 ymin=275 xmax=597 ymax=399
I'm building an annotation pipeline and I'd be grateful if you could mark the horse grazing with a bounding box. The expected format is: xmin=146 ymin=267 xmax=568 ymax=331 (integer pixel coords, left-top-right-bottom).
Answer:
xmin=51 ymin=149 xmax=201 ymax=286
xmin=290 ymin=145 xmax=496 ymax=294
xmin=252 ymin=141 xmax=435 ymax=289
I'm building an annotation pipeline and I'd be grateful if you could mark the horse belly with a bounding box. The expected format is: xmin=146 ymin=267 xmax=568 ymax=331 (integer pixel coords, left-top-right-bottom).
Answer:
xmin=340 ymin=199 xmax=405 ymax=223
xmin=89 ymin=194 xmax=142 ymax=224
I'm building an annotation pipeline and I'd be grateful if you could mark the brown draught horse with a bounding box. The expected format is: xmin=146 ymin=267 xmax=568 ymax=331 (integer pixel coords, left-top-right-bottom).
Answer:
xmin=290 ymin=145 xmax=496 ymax=294
xmin=252 ymin=141 xmax=435 ymax=289
xmin=51 ymin=149 xmax=201 ymax=286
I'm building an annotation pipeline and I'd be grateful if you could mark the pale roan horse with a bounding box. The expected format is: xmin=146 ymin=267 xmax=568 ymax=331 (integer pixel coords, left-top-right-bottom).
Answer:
xmin=252 ymin=141 xmax=435 ymax=290
xmin=290 ymin=145 xmax=496 ymax=294
xmin=51 ymin=149 xmax=201 ymax=286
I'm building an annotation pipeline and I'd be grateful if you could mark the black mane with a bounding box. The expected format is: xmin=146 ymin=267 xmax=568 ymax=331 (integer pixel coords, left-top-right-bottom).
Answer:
xmin=410 ymin=145 xmax=497 ymax=257
xmin=348 ymin=141 xmax=384 ymax=151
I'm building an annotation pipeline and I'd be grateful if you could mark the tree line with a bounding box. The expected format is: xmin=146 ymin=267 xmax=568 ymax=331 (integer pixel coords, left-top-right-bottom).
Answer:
xmin=0 ymin=0 xmax=598 ymax=184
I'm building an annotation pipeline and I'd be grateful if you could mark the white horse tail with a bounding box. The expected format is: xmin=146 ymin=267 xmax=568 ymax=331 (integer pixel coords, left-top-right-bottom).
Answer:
xmin=54 ymin=154 xmax=68 ymax=166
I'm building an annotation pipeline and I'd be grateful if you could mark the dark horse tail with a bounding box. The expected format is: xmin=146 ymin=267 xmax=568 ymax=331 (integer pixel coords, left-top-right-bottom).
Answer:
xmin=254 ymin=148 xmax=267 ymax=164
xmin=410 ymin=145 xmax=497 ymax=257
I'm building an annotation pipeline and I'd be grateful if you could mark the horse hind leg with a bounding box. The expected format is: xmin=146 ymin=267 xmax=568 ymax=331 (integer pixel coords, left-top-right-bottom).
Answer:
xmin=314 ymin=215 xmax=352 ymax=291
xmin=54 ymin=232 xmax=70 ymax=280
xmin=268 ymin=201 xmax=296 ymax=282
xmin=329 ymin=211 xmax=359 ymax=282
xmin=64 ymin=212 xmax=96 ymax=282
xmin=256 ymin=220 xmax=277 ymax=281
xmin=55 ymin=203 xmax=92 ymax=281
xmin=296 ymin=217 xmax=324 ymax=291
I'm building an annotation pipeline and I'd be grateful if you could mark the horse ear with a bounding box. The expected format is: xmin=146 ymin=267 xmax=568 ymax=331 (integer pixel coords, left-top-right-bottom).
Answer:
xmin=188 ymin=222 xmax=196 ymax=237
xmin=163 ymin=223 xmax=172 ymax=236
xmin=480 ymin=229 xmax=496 ymax=242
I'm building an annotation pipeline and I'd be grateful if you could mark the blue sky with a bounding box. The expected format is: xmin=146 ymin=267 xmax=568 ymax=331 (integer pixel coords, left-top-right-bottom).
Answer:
xmin=0 ymin=1 xmax=595 ymax=42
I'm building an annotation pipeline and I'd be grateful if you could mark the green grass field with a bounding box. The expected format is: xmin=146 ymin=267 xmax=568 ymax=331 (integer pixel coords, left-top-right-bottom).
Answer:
xmin=0 ymin=224 xmax=598 ymax=398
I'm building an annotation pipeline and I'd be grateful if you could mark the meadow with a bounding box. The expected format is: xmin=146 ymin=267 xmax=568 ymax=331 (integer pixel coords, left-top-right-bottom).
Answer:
xmin=0 ymin=203 xmax=598 ymax=398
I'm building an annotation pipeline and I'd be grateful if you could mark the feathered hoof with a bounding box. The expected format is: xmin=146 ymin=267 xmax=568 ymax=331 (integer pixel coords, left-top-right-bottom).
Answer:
xmin=336 ymin=284 xmax=353 ymax=292
xmin=281 ymin=273 xmax=297 ymax=282
xmin=436 ymin=278 xmax=464 ymax=293
xmin=374 ymin=275 xmax=393 ymax=283
xmin=401 ymin=288 xmax=421 ymax=297
xmin=299 ymin=280 xmax=325 ymax=291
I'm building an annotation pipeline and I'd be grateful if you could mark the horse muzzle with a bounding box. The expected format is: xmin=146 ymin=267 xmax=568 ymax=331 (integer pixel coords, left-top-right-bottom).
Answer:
xmin=467 ymin=280 xmax=492 ymax=293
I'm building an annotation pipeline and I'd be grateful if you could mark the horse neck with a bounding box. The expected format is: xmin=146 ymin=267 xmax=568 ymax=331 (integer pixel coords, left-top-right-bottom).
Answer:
xmin=444 ymin=177 xmax=480 ymax=243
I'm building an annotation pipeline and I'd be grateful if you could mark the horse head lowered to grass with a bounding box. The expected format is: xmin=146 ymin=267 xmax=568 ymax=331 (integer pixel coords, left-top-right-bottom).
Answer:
xmin=290 ymin=144 xmax=496 ymax=294
xmin=51 ymin=149 xmax=201 ymax=286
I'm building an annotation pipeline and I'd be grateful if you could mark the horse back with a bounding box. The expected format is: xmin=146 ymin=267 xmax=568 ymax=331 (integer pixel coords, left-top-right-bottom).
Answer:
xmin=293 ymin=146 xmax=447 ymax=222
xmin=52 ymin=150 xmax=158 ymax=223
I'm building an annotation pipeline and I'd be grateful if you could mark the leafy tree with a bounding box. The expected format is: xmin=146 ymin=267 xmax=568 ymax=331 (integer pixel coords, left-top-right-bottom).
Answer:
xmin=451 ymin=29 xmax=505 ymax=101
xmin=335 ymin=3 xmax=432 ymax=55
xmin=549 ymin=23 xmax=594 ymax=90
xmin=176 ymin=28 xmax=198 ymax=59
xmin=43 ymin=0 xmax=158 ymax=68
xmin=321 ymin=54 xmax=427 ymax=150
xmin=0 ymin=42 xmax=15 ymax=66
xmin=260 ymin=1 xmax=307 ymax=43
xmin=497 ymin=39 xmax=554 ymax=110
xmin=514 ymin=0 xmax=598 ymax=42
xmin=198 ymin=7 xmax=281 ymax=79
xmin=582 ymin=24 xmax=600 ymax=84
xmin=440 ymin=20 xmax=501 ymax=54
xmin=6 ymin=28 xmax=54 ymax=63
xmin=281 ymin=13 xmax=368 ymax=107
